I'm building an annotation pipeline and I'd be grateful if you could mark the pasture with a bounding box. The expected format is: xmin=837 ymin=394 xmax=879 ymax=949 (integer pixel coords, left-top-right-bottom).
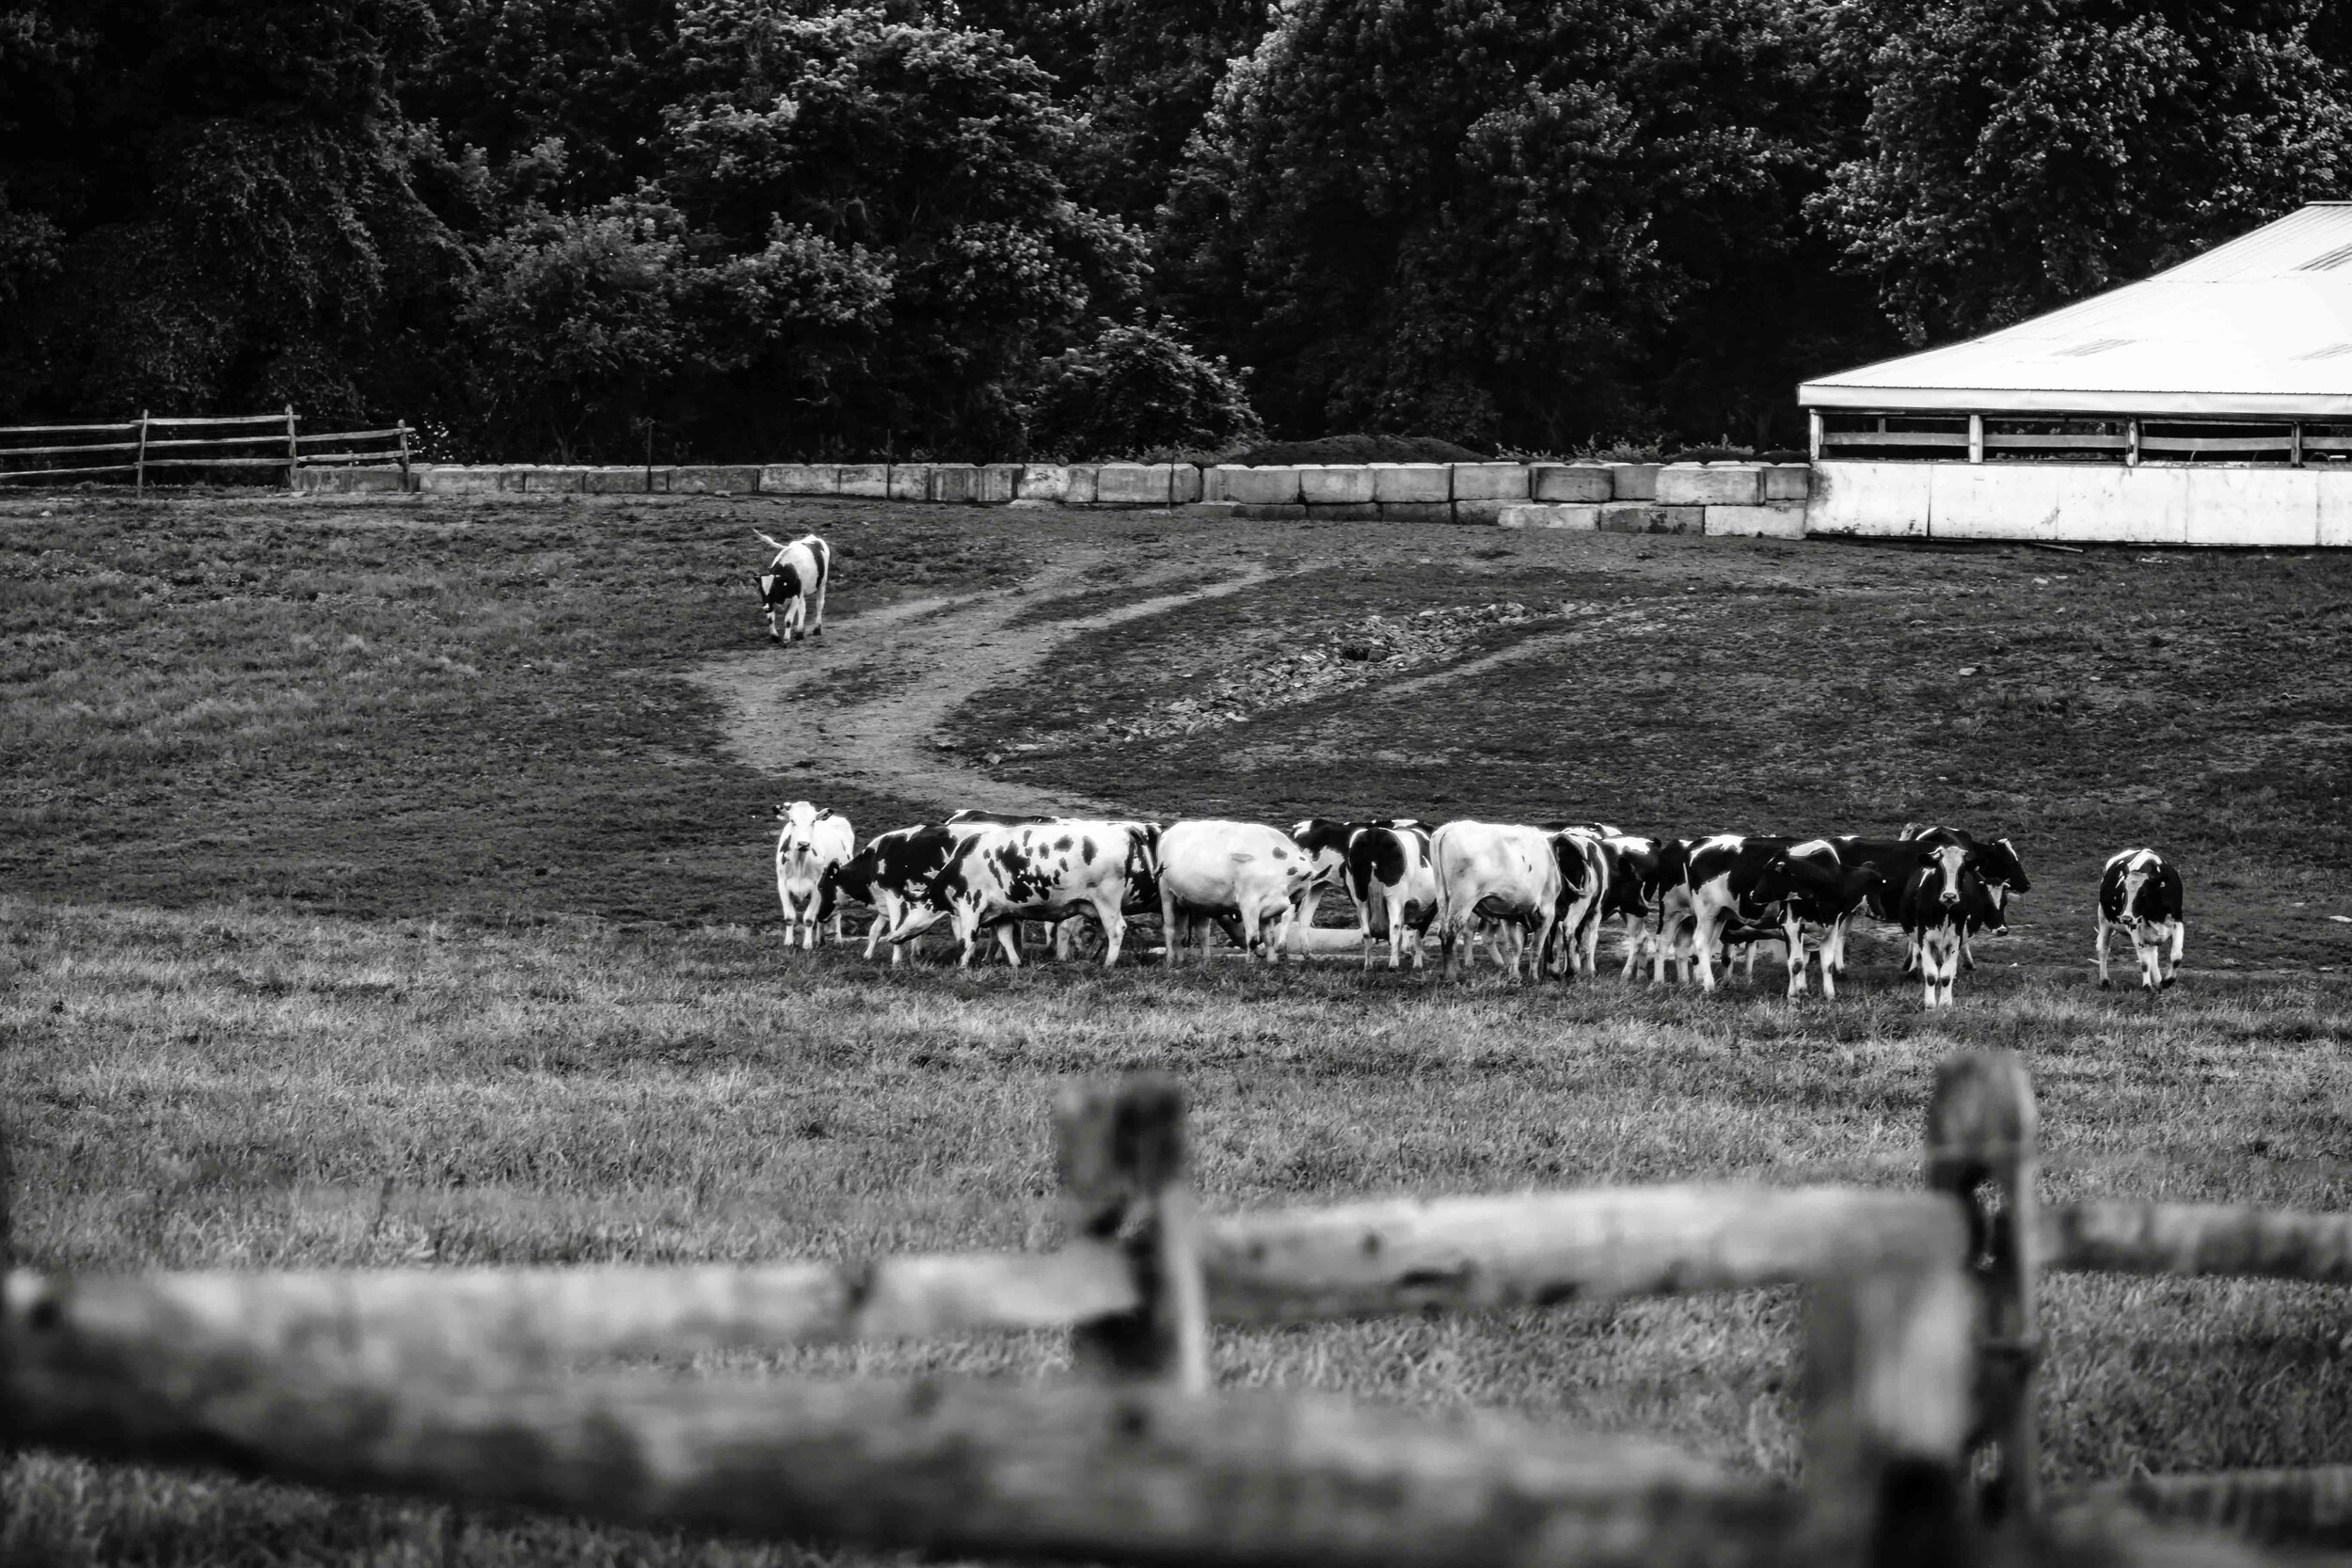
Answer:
xmin=6 ymin=491 xmax=2352 ymax=1565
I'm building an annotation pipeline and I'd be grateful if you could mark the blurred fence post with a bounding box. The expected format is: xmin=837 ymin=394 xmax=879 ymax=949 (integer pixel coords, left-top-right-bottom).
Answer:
xmin=2 ymin=1110 xmax=13 ymax=1549
xmin=1804 ymin=1256 xmax=1977 ymax=1568
xmin=284 ymin=404 xmax=298 ymax=489
xmin=135 ymin=411 xmax=150 ymax=493
xmin=1056 ymin=1077 xmax=1207 ymax=1391
xmin=397 ymin=422 xmax=412 ymax=492
xmin=1928 ymin=1049 xmax=2042 ymax=1524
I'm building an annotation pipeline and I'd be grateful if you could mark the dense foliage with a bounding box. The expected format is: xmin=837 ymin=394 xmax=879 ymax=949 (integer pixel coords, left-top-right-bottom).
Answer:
xmin=2 ymin=0 xmax=2348 ymax=456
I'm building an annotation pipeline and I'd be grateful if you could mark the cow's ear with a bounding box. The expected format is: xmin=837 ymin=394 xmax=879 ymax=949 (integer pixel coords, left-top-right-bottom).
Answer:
xmin=818 ymin=807 xmax=834 ymax=819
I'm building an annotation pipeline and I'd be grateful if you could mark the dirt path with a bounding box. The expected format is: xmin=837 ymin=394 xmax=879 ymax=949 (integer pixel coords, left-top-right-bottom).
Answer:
xmin=688 ymin=553 xmax=1280 ymax=817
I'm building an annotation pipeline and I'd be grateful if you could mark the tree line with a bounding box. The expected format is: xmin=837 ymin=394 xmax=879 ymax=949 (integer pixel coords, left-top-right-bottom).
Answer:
xmin=2 ymin=0 xmax=2347 ymax=462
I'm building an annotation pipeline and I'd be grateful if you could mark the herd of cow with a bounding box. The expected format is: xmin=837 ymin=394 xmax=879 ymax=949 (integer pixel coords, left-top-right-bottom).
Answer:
xmin=771 ymin=803 xmax=2192 ymax=1002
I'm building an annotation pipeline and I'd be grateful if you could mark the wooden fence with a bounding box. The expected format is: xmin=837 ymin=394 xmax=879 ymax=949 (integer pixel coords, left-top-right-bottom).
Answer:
xmin=0 ymin=407 xmax=409 ymax=488
xmin=1 ymin=1052 xmax=2344 ymax=1566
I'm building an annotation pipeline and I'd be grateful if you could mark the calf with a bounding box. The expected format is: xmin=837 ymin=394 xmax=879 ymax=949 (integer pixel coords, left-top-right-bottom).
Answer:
xmin=821 ymin=822 xmax=993 ymax=963
xmin=1158 ymin=819 xmax=1314 ymax=966
xmin=1341 ymin=822 xmax=1439 ymax=971
xmin=1898 ymin=841 xmax=1983 ymax=1008
xmin=1750 ymin=840 xmax=1886 ymax=999
xmin=886 ymin=820 xmax=1156 ymax=968
xmin=754 ymin=530 xmax=832 ymax=644
xmin=2097 ymin=847 xmax=2185 ymax=990
xmin=1905 ymin=824 xmax=2031 ymax=970
xmin=774 ymin=801 xmax=855 ymax=949
xmin=1431 ymin=821 xmax=1562 ymax=981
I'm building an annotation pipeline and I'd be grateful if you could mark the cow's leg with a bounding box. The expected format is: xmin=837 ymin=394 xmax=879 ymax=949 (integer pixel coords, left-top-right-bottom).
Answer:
xmin=993 ymin=921 xmax=1024 ymax=969
xmin=2137 ymin=928 xmax=2161 ymax=991
xmin=1098 ymin=901 xmax=1126 ymax=968
xmin=1690 ymin=906 xmax=1721 ymax=993
xmin=2095 ymin=914 xmax=2114 ymax=988
xmin=1783 ymin=918 xmax=1808 ymax=999
xmin=810 ymin=575 xmax=829 ymax=636
xmin=2166 ymin=920 xmax=2185 ymax=987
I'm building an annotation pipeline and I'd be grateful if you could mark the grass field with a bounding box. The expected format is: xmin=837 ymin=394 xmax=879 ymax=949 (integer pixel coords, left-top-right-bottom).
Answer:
xmin=6 ymin=491 xmax=2352 ymax=1565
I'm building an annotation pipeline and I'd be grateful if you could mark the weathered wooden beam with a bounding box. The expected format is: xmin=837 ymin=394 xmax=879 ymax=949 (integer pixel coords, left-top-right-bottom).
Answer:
xmin=5 ymin=1304 xmax=1786 ymax=1568
xmin=1801 ymin=1259 xmax=1977 ymax=1568
xmin=2039 ymin=1201 xmax=2352 ymax=1285
xmin=1202 ymin=1186 xmax=1968 ymax=1323
xmin=1057 ymin=1078 xmax=1207 ymax=1391
xmin=1 ymin=1185 xmax=1971 ymax=1386
xmin=2 ymin=1111 xmax=12 ymax=1547
xmin=2061 ymin=1466 xmax=2352 ymax=1548
xmin=1928 ymin=1049 xmax=2042 ymax=1522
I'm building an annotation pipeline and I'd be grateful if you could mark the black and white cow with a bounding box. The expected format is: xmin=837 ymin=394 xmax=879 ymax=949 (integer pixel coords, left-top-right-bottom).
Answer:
xmin=1898 ymin=839 xmax=1986 ymax=1008
xmin=1341 ymin=822 xmax=1438 ymax=971
xmin=1677 ymin=834 xmax=1800 ymax=991
xmin=820 ymin=821 xmax=995 ymax=963
xmin=1542 ymin=828 xmax=1612 ymax=979
xmin=754 ymin=530 xmax=832 ymax=644
xmin=1904 ymin=824 xmax=2031 ymax=971
xmin=2097 ymin=847 xmax=2185 ymax=990
xmin=1572 ymin=830 xmax=1666 ymax=979
xmin=1290 ymin=818 xmax=1423 ymax=931
xmin=1432 ymin=821 xmax=1562 ymax=981
xmin=1158 ymin=819 xmax=1314 ymax=966
xmin=1749 ymin=840 xmax=1887 ymax=999
xmin=774 ymin=800 xmax=856 ymax=949
xmin=885 ymin=819 xmax=1157 ymax=969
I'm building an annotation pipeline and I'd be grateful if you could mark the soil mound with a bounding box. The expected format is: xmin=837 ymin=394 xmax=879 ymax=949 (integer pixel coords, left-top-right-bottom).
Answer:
xmin=1221 ymin=433 xmax=1486 ymax=466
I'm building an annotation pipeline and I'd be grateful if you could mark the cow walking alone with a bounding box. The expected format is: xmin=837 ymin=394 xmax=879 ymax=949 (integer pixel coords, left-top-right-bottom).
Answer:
xmin=754 ymin=531 xmax=832 ymax=644
xmin=774 ymin=801 xmax=855 ymax=948
xmin=2097 ymin=848 xmax=2185 ymax=990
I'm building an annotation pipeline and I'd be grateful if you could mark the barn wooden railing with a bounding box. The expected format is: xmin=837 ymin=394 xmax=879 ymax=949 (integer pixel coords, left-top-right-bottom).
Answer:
xmin=0 ymin=1053 xmax=2341 ymax=1565
xmin=0 ymin=408 xmax=410 ymax=488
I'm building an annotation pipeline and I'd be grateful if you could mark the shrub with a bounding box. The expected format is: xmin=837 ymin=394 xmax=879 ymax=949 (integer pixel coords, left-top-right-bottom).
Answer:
xmin=1024 ymin=321 xmax=1262 ymax=460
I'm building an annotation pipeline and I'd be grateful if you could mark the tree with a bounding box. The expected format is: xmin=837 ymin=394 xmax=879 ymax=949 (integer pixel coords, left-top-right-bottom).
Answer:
xmin=1156 ymin=0 xmax=1883 ymax=450
xmin=1813 ymin=0 xmax=2352 ymax=344
xmin=1023 ymin=319 xmax=1261 ymax=457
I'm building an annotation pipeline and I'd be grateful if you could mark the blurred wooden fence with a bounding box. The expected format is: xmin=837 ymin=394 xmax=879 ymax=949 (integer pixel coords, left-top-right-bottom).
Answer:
xmin=1 ymin=1051 xmax=2345 ymax=1566
xmin=0 ymin=408 xmax=409 ymax=488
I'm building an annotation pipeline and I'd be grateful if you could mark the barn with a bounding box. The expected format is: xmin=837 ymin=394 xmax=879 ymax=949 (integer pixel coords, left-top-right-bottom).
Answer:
xmin=1799 ymin=202 xmax=2352 ymax=546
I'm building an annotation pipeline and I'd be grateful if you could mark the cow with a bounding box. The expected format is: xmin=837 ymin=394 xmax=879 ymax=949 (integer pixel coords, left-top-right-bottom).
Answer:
xmin=1677 ymin=835 xmax=1800 ymax=992
xmin=1572 ymin=830 xmax=1666 ymax=979
xmin=774 ymin=801 xmax=855 ymax=949
xmin=820 ymin=821 xmax=995 ymax=964
xmin=1158 ymin=820 xmax=1314 ymax=967
xmin=1290 ymin=817 xmax=1424 ymax=934
xmin=1898 ymin=840 xmax=1984 ymax=1008
xmin=1341 ymin=822 xmax=1439 ymax=971
xmin=884 ymin=820 xmax=1156 ymax=969
xmin=2097 ymin=847 xmax=2185 ymax=991
xmin=1542 ymin=828 xmax=1611 ymax=979
xmin=1903 ymin=824 xmax=2030 ymax=972
xmin=754 ymin=531 xmax=832 ymax=644
xmin=1432 ymin=821 xmax=1562 ymax=981
xmin=1749 ymin=840 xmax=1888 ymax=999
xmin=946 ymin=809 xmax=1069 ymax=957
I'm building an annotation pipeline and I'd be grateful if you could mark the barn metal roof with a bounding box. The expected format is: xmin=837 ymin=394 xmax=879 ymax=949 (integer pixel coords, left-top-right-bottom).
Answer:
xmin=1800 ymin=204 xmax=2352 ymax=419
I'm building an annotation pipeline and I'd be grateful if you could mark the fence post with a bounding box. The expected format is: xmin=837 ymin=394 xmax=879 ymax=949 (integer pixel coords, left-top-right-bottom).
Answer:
xmin=1927 ymin=1049 xmax=2042 ymax=1525
xmin=2 ymin=1109 xmax=13 ymax=1550
xmin=397 ymin=422 xmax=412 ymax=493
xmin=1054 ymin=1076 xmax=1207 ymax=1392
xmin=285 ymin=404 xmax=298 ymax=489
xmin=1803 ymin=1257 xmax=1977 ymax=1568
xmin=135 ymin=411 xmax=150 ymax=493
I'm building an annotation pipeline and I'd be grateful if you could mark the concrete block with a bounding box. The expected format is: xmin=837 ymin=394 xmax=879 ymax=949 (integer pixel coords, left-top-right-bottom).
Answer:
xmin=1095 ymin=463 xmax=1172 ymax=505
xmin=1232 ymin=502 xmax=1310 ymax=521
xmin=1454 ymin=499 xmax=1515 ymax=525
xmin=1064 ymin=466 xmax=1100 ymax=505
xmin=1609 ymin=463 xmax=1661 ymax=500
xmin=976 ymin=464 xmax=1021 ymax=504
xmin=1016 ymin=465 xmax=1070 ymax=501
xmin=1299 ymin=466 xmax=1377 ymax=505
xmin=886 ymin=465 xmax=930 ymax=500
xmin=1380 ymin=500 xmax=1454 ymax=523
xmin=670 ymin=466 xmax=762 ymax=494
xmin=1805 ymin=461 xmax=1930 ymax=538
xmin=1169 ymin=465 xmax=1204 ymax=504
xmin=2182 ymin=467 xmax=2320 ymax=546
xmin=1192 ymin=501 xmax=1245 ymax=519
xmin=927 ymin=465 xmax=980 ymax=503
xmin=583 ymin=466 xmax=666 ymax=493
xmin=2323 ymin=478 xmax=2352 ymax=546
xmin=1450 ymin=463 xmax=1533 ymax=501
xmin=1762 ymin=464 xmax=1811 ymax=501
xmin=522 ymin=466 xmax=587 ymax=493
xmin=1373 ymin=464 xmax=1451 ymax=503
xmin=1300 ymin=501 xmax=1382 ymax=522
xmin=1704 ymin=502 xmax=1807 ymax=539
xmin=762 ymin=464 xmax=840 ymax=496
xmin=1598 ymin=502 xmax=1705 ymax=534
xmin=1927 ymin=465 xmax=2188 ymax=546
xmin=1499 ymin=503 xmax=1600 ymax=531
xmin=1217 ymin=465 xmax=1303 ymax=505
xmin=1657 ymin=464 xmax=1764 ymax=506
xmin=836 ymin=464 xmax=889 ymax=498
xmin=1532 ymin=465 xmax=1613 ymax=502
xmin=420 ymin=466 xmax=501 ymax=494
xmin=1200 ymin=466 xmax=1240 ymax=502
xmin=298 ymin=466 xmax=410 ymax=493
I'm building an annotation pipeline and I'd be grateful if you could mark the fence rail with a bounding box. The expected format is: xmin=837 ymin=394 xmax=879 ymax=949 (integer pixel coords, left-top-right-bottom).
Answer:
xmin=0 ymin=407 xmax=409 ymax=488
xmin=0 ymin=1051 xmax=2342 ymax=1566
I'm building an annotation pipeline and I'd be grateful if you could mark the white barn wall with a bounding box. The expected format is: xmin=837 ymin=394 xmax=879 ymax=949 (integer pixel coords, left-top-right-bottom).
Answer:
xmin=1806 ymin=462 xmax=1931 ymax=537
xmin=1808 ymin=459 xmax=2347 ymax=546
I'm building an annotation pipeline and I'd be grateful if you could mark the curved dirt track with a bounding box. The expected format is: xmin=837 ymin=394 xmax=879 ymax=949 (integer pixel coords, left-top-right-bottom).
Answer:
xmin=688 ymin=551 xmax=1279 ymax=817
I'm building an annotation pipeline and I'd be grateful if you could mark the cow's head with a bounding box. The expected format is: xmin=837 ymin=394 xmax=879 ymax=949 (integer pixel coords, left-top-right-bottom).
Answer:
xmin=1288 ymin=818 xmax=1355 ymax=886
xmin=775 ymin=800 xmax=831 ymax=856
xmin=1978 ymin=837 xmax=2030 ymax=895
xmin=2118 ymin=850 xmax=2164 ymax=926
xmin=1915 ymin=842 xmax=1970 ymax=910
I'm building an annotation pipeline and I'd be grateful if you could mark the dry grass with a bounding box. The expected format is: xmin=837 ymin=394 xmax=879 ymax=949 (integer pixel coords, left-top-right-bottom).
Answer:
xmin=7 ymin=493 xmax=2352 ymax=1563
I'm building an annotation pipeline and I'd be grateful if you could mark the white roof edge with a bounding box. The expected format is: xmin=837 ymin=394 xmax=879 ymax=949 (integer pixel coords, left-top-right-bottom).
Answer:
xmin=1799 ymin=384 xmax=2352 ymax=419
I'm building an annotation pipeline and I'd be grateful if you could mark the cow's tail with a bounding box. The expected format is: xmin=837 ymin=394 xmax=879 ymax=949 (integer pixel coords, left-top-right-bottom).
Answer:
xmin=755 ymin=529 xmax=789 ymax=553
